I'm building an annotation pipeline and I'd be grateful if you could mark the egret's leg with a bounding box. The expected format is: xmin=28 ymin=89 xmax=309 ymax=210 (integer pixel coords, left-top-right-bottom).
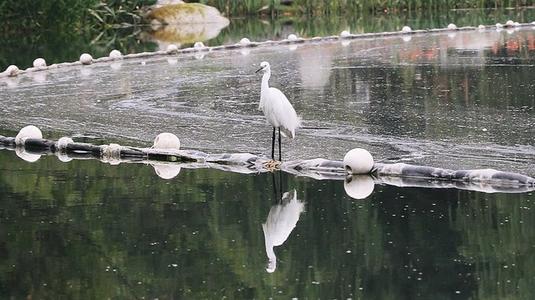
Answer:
xmin=271 ymin=127 xmax=276 ymax=160
xmin=278 ymin=128 xmax=282 ymax=161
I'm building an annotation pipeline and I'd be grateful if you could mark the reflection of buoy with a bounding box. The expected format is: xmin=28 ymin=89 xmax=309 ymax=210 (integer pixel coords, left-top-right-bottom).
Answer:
xmin=57 ymin=152 xmax=73 ymax=163
xmin=15 ymin=125 xmax=43 ymax=145
xmin=401 ymin=26 xmax=412 ymax=33
xmin=153 ymin=133 xmax=180 ymax=150
xmin=344 ymin=175 xmax=375 ymax=200
xmin=109 ymin=49 xmax=123 ymax=59
xmin=15 ymin=148 xmax=41 ymax=163
xmin=343 ymin=148 xmax=374 ymax=174
xmin=447 ymin=23 xmax=457 ymax=30
xmin=402 ymin=35 xmax=412 ymax=42
xmin=33 ymin=58 xmax=47 ymax=68
xmin=152 ymin=164 xmax=181 ymax=179
xmin=80 ymin=53 xmax=93 ymax=65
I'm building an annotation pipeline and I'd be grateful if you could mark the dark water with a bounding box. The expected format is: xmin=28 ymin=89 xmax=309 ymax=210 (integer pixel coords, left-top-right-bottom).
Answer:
xmin=1 ymin=149 xmax=534 ymax=299
xmin=2 ymin=8 xmax=535 ymax=69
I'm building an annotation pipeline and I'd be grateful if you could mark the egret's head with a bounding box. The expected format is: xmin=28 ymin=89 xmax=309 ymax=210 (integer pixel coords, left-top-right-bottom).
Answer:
xmin=255 ymin=61 xmax=270 ymax=74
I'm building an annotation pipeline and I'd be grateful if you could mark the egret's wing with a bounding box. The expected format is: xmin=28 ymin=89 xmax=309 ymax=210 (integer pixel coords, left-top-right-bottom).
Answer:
xmin=269 ymin=88 xmax=300 ymax=138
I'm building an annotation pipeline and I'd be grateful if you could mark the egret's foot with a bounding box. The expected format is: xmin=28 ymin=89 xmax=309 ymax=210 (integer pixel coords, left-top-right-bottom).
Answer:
xmin=264 ymin=159 xmax=281 ymax=171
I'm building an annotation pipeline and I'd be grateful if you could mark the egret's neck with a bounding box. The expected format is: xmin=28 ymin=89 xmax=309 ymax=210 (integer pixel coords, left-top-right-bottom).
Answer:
xmin=261 ymin=69 xmax=271 ymax=93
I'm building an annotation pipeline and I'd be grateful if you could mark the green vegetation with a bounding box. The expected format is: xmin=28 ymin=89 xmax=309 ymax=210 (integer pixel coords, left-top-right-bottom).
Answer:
xmin=199 ymin=0 xmax=531 ymax=16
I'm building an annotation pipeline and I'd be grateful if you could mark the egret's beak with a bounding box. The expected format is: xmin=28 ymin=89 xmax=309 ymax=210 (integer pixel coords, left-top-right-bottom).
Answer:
xmin=255 ymin=67 xmax=264 ymax=73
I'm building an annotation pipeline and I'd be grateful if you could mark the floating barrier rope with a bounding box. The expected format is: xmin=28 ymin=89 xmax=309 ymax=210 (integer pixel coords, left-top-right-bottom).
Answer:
xmin=2 ymin=20 xmax=534 ymax=78
xmin=1 ymin=126 xmax=533 ymax=199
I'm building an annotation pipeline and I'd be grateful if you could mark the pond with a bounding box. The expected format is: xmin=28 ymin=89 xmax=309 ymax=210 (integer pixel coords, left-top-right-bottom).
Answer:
xmin=1 ymin=148 xmax=534 ymax=299
xmin=1 ymin=12 xmax=535 ymax=300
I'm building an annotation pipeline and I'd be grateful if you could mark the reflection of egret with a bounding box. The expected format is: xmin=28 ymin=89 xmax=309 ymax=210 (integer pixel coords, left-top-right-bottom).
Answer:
xmin=262 ymin=188 xmax=305 ymax=273
xmin=344 ymin=175 xmax=375 ymax=200
xmin=256 ymin=61 xmax=300 ymax=161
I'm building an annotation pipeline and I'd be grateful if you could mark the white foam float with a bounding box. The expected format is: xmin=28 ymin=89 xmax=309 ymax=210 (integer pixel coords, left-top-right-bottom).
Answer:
xmin=152 ymin=133 xmax=180 ymax=150
xmin=505 ymin=20 xmax=514 ymax=27
xmin=239 ymin=38 xmax=251 ymax=46
xmin=344 ymin=175 xmax=375 ymax=200
xmin=287 ymin=34 xmax=298 ymax=41
xmin=4 ymin=65 xmax=19 ymax=77
xmin=343 ymin=148 xmax=374 ymax=174
xmin=166 ymin=44 xmax=179 ymax=53
xmin=401 ymin=26 xmax=412 ymax=33
xmin=109 ymin=49 xmax=123 ymax=59
xmin=496 ymin=23 xmax=504 ymax=28
xmin=80 ymin=53 xmax=93 ymax=65
xmin=15 ymin=125 xmax=43 ymax=145
xmin=447 ymin=23 xmax=457 ymax=30
xmin=194 ymin=42 xmax=206 ymax=49
xmin=33 ymin=58 xmax=47 ymax=68
xmin=340 ymin=30 xmax=351 ymax=37
xmin=57 ymin=137 xmax=74 ymax=150
xmin=478 ymin=24 xmax=486 ymax=30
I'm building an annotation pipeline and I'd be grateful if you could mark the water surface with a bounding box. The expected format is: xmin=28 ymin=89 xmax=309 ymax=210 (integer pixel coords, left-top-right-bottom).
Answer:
xmin=1 ymin=149 xmax=534 ymax=299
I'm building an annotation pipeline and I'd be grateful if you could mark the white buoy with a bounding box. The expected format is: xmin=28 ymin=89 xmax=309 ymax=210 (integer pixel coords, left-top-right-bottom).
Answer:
xmin=340 ymin=30 xmax=350 ymax=37
xmin=496 ymin=23 xmax=504 ymax=28
xmin=166 ymin=44 xmax=178 ymax=53
xmin=79 ymin=53 xmax=93 ymax=65
xmin=478 ymin=24 xmax=486 ymax=30
xmin=193 ymin=42 xmax=205 ymax=49
xmin=33 ymin=58 xmax=47 ymax=68
xmin=287 ymin=34 xmax=298 ymax=41
xmin=4 ymin=65 xmax=19 ymax=77
xmin=102 ymin=143 xmax=122 ymax=165
xmin=401 ymin=26 xmax=412 ymax=33
xmin=343 ymin=148 xmax=374 ymax=174
xmin=109 ymin=49 xmax=122 ymax=59
xmin=15 ymin=125 xmax=43 ymax=145
xmin=152 ymin=164 xmax=181 ymax=180
xmin=57 ymin=137 xmax=74 ymax=150
xmin=344 ymin=175 xmax=375 ymax=200
xmin=447 ymin=23 xmax=457 ymax=30
xmin=152 ymin=133 xmax=180 ymax=150
xmin=505 ymin=20 xmax=514 ymax=27
xmin=239 ymin=38 xmax=251 ymax=45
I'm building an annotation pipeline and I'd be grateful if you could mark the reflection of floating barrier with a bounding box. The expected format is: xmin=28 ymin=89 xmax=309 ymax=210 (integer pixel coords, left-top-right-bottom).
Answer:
xmin=2 ymin=21 xmax=534 ymax=79
xmin=1 ymin=126 xmax=534 ymax=198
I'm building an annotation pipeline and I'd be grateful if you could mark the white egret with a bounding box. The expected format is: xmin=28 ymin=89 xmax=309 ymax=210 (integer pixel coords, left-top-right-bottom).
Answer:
xmin=255 ymin=61 xmax=300 ymax=161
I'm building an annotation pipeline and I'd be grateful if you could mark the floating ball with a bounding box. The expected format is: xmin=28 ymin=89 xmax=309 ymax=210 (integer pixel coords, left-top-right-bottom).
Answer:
xmin=57 ymin=137 xmax=74 ymax=150
xmin=166 ymin=44 xmax=178 ymax=53
xmin=33 ymin=58 xmax=47 ymax=68
xmin=401 ymin=26 xmax=412 ymax=33
xmin=505 ymin=20 xmax=514 ymax=27
xmin=496 ymin=23 xmax=503 ymax=28
xmin=447 ymin=23 xmax=457 ymax=30
xmin=152 ymin=133 xmax=180 ymax=150
xmin=239 ymin=38 xmax=251 ymax=45
xmin=343 ymin=148 xmax=374 ymax=174
xmin=109 ymin=50 xmax=122 ymax=59
xmin=478 ymin=25 xmax=486 ymax=30
xmin=193 ymin=42 xmax=205 ymax=49
xmin=344 ymin=175 xmax=375 ymax=200
xmin=4 ymin=65 xmax=19 ymax=77
xmin=340 ymin=30 xmax=350 ymax=37
xmin=287 ymin=34 xmax=298 ymax=41
xmin=79 ymin=53 xmax=93 ymax=65
xmin=15 ymin=125 xmax=42 ymax=145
